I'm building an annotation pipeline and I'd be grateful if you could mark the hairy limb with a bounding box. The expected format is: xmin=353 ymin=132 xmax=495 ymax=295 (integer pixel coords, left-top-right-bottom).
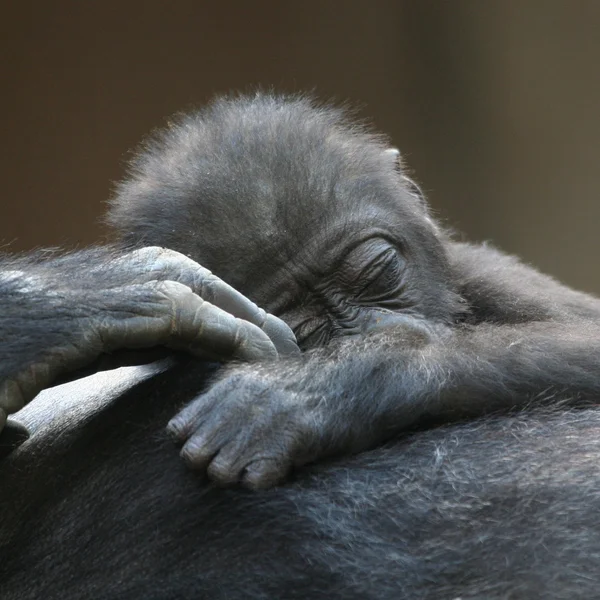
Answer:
xmin=0 ymin=246 xmax=298 ymax=433
xmin=166 ymin=242 xmax=600 ymax=489
xmin=169 ymin=315 xmax=600 ymax=489
xmin=449 ymin=241 xmax=600 ymax=323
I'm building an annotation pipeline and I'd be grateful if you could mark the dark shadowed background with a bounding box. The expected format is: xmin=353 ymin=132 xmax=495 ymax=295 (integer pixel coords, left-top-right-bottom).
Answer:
xmin=2 ymin=1 xmax=600 ymax=292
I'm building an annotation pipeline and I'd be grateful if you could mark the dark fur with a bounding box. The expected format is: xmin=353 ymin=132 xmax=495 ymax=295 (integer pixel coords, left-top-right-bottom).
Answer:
xmin=111 ymin=94 xmax=600 ymax=484
xmin=2 ymin=93 xmax=600 ymax=597
xmin=4 ymin=368 xmax=600 ymax=599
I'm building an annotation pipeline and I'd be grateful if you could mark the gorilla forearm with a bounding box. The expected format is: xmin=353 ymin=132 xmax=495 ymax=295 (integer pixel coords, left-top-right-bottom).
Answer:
xmin=317 ymin=321 xmax=600 ymax=448
xmin=0 ymin=246 xmax=297 ymax=434
xmin=167 ymin=227 xmax=600 ymax=489
xmin=170 ymin=313 xmax=600 ymax=489
xmin=450 ymin=241 xmax=600 ymax=323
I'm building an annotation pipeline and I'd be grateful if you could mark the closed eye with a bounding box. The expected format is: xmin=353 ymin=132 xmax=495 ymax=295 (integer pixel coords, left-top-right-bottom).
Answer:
xmin=355 ymin=247 xmax=405 ymax=304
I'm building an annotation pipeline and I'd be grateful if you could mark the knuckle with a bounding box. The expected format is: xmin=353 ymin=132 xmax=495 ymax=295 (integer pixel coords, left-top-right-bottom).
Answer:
xmin=242 ymin=459 xmax=287 ymax=490
xmin=152 ymin=279 xmax=192 ymax=298
xmin=147 ymin=248 xmax=210 ymax=284
xmin=207 ymin=455 xmax=240 ymax=485
xmin=180 ymin=439 xmax=211 ymax=468
xmin=135 ymin=246 xmax=164 ymax=261
xmin=166 ymin=417 xmax=188 ymax=440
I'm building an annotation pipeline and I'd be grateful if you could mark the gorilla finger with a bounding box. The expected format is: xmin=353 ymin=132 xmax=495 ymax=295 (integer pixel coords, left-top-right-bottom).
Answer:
xmin=241 ymin=458 xmax=292 ymax=490
xmin=182 ymin=267 xmax=299 ymax=357
xmin=179 ymin=414 xmax=240 ymax=470
xmin=260 ymin=314 xmax=301 ymax=357
xmin=196 ymin=277 xmax=299 ymax=357
xmin=99 ymin=280 xmax=279 ymax=362
xmin=159 ymin=281 xmax=280 ymax=362
xmin=180 ymin=434 xmax=228 ymax=472
xmin=205 ymin=445 xmax=249 ymax=486
xmin=166 ymin=396 xmax=217 ymax=441
xmin=128 ymin=248 xmax=300 ymax=357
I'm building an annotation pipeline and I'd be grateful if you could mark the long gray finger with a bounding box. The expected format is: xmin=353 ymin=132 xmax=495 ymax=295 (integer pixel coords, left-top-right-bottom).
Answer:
xmin=0 ymin=281 xmax=277 ymax=430
xmin=126 ymin=248 xmax=300 ymax=356
xmin=168 ymin=259 xmax=299 ymax=356
xmin=99 ymin=280 xmax=279 ymax=362
xmin=193 ymin=277 xmax=299 ymax=356
xmin=260 ymin=315 xmax=300 ymax=357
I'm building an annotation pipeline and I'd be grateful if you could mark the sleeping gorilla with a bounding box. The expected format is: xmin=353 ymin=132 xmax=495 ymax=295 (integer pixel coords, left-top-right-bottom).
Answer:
xmin=2 ymin=93 xmax=600 ymax=598
xmin=108 ymin=94 xmax=600 ymax=488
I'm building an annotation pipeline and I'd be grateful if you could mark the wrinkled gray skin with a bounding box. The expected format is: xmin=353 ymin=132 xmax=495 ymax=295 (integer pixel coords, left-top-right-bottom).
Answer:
xmin=3 ymin=93 xmax=600 ymax=599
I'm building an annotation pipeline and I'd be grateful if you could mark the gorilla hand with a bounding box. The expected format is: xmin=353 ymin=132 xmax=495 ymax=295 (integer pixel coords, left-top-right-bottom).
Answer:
xmin=168 ymin=315 xmax=600 ymax=490
xmin=167 ymin=369 xmax=323 ymax=490
xmin=165 ymin=328 xmax=431 ymax=490
xmin=0 ymin=246 xmax=298 ymax=434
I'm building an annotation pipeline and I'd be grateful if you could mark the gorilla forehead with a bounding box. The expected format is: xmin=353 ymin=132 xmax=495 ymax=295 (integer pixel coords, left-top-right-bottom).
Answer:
xmin=109 ymin=93 xmax=431 ymax=293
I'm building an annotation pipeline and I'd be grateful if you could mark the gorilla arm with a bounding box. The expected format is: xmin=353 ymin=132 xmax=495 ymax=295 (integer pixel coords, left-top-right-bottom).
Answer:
xmin=168 ymin=242 xmax=600 ymax=489
xmin=0 ymin=245 xmax=298 ymax=436
xmin=91 ymin=93 xmax=600 ymax=490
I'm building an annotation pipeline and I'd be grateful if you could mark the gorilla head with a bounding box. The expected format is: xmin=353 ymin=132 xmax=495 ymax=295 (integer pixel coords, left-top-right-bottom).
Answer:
xmin=108 ymin=94 xmax=464 ymax=348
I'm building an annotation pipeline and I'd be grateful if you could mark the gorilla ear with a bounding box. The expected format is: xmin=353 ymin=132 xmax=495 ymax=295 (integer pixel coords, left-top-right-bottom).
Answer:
xmin=383 ymin=149 xmax=434 ymax=228
xmin=383 ymin=147 xmax=401 ymax=170
xmin=402 ymin=175 xmax=426 ymax=203
xmin=383 ymin=148 xmax=427 ymax=204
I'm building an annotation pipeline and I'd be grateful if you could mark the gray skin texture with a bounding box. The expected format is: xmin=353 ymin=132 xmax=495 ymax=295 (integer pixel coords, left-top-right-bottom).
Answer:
xmin=3 ymin=93 xmax=600 ymax=598
xmin=0 ymin=245 xmax=298 ymax=448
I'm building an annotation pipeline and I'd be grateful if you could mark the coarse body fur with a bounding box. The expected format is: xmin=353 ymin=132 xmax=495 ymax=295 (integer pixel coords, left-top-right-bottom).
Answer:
xmin=2 ymin=94 xmax=600 ymax=598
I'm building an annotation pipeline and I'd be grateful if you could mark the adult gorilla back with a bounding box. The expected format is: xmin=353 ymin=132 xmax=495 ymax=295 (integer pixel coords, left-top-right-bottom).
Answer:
xmin=4 ymin=366 xmax=600 ymax=599
xmin=3 ymin=94 xmax=600 ymax=599
xmin=5 ymin=364 xmax=600 ymax=599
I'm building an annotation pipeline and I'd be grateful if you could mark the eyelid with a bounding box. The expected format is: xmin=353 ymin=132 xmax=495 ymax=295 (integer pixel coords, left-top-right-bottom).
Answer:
xmin=402 ymin=175 xmax=425 ymax=201
xmin=355 ymin=246 xmax=398 ymax=283
xmin=352 ymin=251 xmax=403 ymax=302
xmin=344 ymin=236 xmax=398 ymax=264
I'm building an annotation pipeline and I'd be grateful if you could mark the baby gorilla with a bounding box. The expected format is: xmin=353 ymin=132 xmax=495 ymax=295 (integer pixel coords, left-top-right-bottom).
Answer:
xmin=102 ymin=93 xmax=600 ymax=489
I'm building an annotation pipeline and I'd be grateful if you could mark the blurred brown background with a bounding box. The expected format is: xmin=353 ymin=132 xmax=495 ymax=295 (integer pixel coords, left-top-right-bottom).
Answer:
xmin=2 ymin=1 xmax=600 ymax=292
